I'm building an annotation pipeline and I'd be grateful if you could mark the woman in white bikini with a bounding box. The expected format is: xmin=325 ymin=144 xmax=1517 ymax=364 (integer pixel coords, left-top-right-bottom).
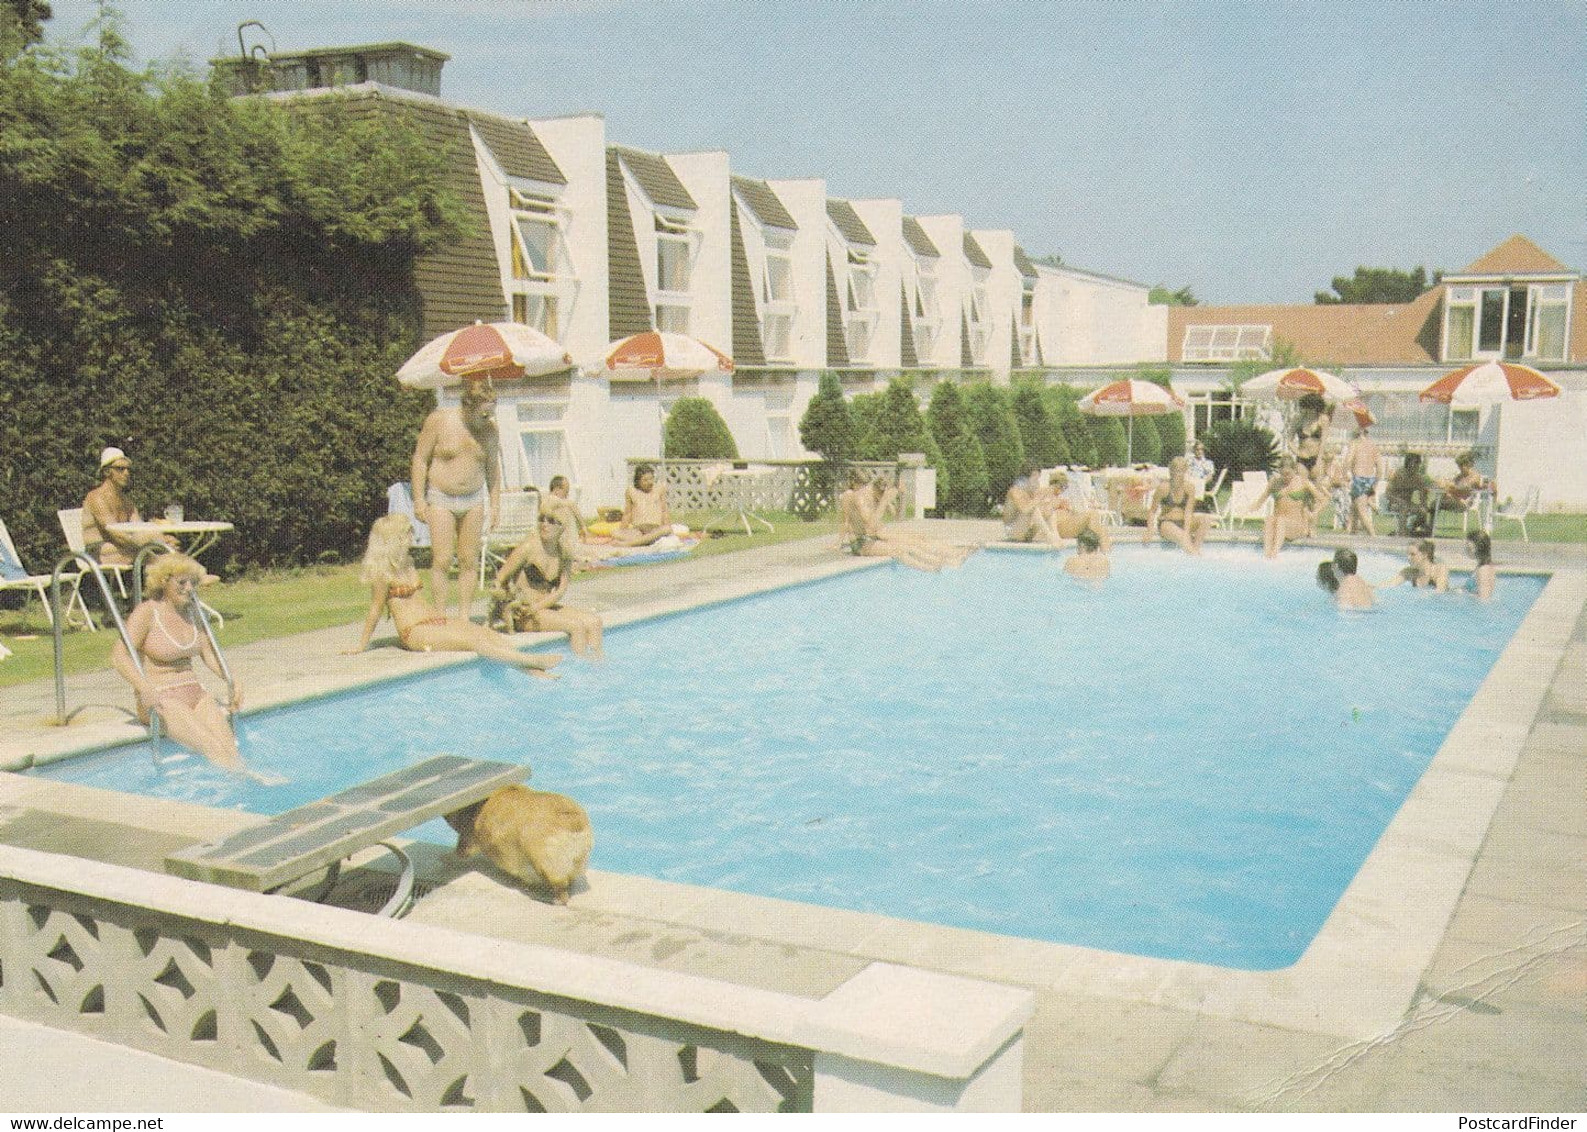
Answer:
xmin=347 ymin=514 xmax=562 ymax=675
xmin=112 ymin=553 xmax=248 ymax=772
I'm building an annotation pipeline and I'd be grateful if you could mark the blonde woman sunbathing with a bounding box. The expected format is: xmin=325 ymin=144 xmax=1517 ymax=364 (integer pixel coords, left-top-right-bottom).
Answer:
xmin=347 ymin=514 xmax=561 ymax=675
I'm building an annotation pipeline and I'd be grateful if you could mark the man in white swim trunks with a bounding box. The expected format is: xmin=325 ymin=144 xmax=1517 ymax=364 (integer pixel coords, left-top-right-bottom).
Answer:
xmin=411 ymin=378 xmax=499 ymax=617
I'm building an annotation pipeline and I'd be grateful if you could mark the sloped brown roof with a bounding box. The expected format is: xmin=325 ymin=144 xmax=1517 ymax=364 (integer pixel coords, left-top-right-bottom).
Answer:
xmin=611 ymin=146 xmax=697 ymax=210
xmin=731 ymin=176 xmax=797 ymax=231
xmin=825 ymin=254 xmax=850 ymax=367
xmin=329 ymin=91 xmax=503 ymax=339
xmin=606 ymin=150 xmax=653 ymax=340
xmin=963 ymin=233 xmax=992 ymax=270
xmin=1167 ymin=288 xmax=1444 ymax=366
xmin=729 ymin=205 xmax=766 ymax=367
xmin=899 ymin=281 xmax=918 ymax=368
xmin=1457 ymin=235 xmax=1571 ymax=276
xmin=902 ymin=216 xmax=939 ymax=258
xmin=468 ymin=112 xmax=566 ymax=186
xmin=826 ymin=199 xmax=876 ymax=247
xmin=1013 ymin=246 xmax=1038 ymax=280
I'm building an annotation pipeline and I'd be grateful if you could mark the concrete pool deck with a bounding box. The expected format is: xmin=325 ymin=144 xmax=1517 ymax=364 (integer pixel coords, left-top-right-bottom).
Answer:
xmin=1 ymin=523 xmax=1584 ymax=1112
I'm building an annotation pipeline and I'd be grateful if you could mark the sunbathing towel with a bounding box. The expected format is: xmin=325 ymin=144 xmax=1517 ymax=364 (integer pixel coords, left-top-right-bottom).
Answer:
xmin=585 ymin=537 xmax=701 ymax=567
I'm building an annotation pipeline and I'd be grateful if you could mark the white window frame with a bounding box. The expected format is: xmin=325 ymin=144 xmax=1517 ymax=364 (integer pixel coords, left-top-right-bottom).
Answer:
xmin=966 ymin=268 xmax=991 ymax=364
xmin=1182 ymin=324 xmax=1272 ymax=361
xmin=1526 ymin=283 xmax=1571 ymax=361
xmin=843 ymin=246 xmax=879 ymax=364
xmin=507 ymin=188 xmax=578 ymax=340
xmin=652 ymin=214 xmax=701 ymax=334
xmin=515 ymin=400 xmax=572 ymax=490
xmin=913 ymin=257 xmax=940 ymax=359
xmin=760 ymin=229 xmax=796 ymax=362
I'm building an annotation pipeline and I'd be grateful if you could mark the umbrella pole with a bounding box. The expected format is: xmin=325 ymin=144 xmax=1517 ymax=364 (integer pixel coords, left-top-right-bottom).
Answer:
xmin=1127 ymin=417 xmax=1134 ymax=465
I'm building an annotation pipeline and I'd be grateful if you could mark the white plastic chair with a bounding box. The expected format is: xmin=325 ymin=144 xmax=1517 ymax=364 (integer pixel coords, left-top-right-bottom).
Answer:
xmin=385 ymin=483 xmax=431 ymax=550
xmin=1491 ymin=486 xmax=1540 ymax=543
xmin=1225 ymin=477 xmax=1273 ymax=529
xmin=59 ymin=507 xmax=132 ymax=598
xmin=3 ymin=517 xmax=95 ymax=630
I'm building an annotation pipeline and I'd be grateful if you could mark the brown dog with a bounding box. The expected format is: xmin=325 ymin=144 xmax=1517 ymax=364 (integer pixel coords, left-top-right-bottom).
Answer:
xmin=445 ymin=786 xmax=592 ymax=904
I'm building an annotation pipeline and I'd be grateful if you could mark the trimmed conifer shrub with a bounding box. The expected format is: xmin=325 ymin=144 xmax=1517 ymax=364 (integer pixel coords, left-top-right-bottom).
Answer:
xmin=965 ymin=383 xmax=1025 ymax=505
xmin=664 ymin=397 xmax=739 ymax=459
xmin=798 ymin=370 xmax=853 ymax=464
xmin=1012 ymin=382 xmax=1066 ymax=468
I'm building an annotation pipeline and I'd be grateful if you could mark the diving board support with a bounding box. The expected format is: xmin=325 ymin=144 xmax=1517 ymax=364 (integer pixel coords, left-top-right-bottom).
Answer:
xmin=165 ymin=755 xmax=526 ymax=916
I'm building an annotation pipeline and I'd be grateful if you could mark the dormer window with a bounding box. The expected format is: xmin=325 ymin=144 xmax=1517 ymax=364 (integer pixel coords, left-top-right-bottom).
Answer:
xmin=843 ymin=248 xmax=879 ymax=363
xmin=1443 ymin=283 xmax=1569 ymax=362
xmin=967 ymin=267 xmax=991 ymax=364
xmin=507 ymin=187 xmax=575 ymax=339
xmin=653 ymin=215 xmax=700 ymax=333
xmin=914 ymin=258 xmax=940 ymax=358
xmin=760 ymin=230 xmax=795 ymax=362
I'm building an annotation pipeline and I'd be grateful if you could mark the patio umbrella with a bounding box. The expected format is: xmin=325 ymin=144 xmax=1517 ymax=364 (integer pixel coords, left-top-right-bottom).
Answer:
xmin=397 ymin=321 xmax=572 ymax=389
xmin=1242 ymin=367 xmax=1360 ymax=403
xmin=1419 ymin=360 xmax=1561 ymax=407
xmin=602 ymin=331 xmax=734 ymax=382
xmin=1343 ymin=398 xmax=1375 ymax=429
xmin=1078 ymin=379 xmax=1185 ymax=465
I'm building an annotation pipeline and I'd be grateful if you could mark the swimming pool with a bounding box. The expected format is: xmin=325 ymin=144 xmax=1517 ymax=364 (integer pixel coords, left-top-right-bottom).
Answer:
xmin=36 ymin=547 xmax=1542 ymax=970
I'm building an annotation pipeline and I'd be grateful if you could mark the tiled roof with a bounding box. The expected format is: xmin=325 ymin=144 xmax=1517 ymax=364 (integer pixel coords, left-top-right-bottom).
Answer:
xmin=605 ymin=150 xmax=653 ymax=340
xmin=1166 ymin=289 xmax=1444 ymax=366
xmin=899 ymin=281 xmax=917 ymax=368
xmin=731 ymin=176 xmax=797 ymax=231
xmin=826 ymin=199 xmax=877 ymax=247
xmin=729 ymin=205 xmax=766 ymax=367
xmin=1456 ymin=235 xmax=1572 ymax=276
xmin=611 ymin=146 xmax=697 ymax=210
xmin=902 ymin=216 xmax=939 ymax=258
xmin=468 ymin=112 xmax=566 ymax=186
xmin=963 ymin=233 xmax=993 ymax=270
xmin=329 ymin=91 xmax=503 ymax=339
xmin=825 ymin=255 xmax=850 ymax=366
xmin=1013 ymin=245 xmax=1039 ymax=280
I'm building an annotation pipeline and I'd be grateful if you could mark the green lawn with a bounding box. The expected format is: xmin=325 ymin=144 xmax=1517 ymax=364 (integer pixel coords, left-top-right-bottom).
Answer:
xmin=0 ymin=512 xmax=839 ymax=688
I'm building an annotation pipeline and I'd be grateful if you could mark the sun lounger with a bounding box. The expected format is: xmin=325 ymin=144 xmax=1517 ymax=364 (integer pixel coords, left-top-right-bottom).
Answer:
xmin=165 ymin=755 xmax=527 ymax=917
xmin=385 ymin=482 xmax=431 ymax=550
xmin=3 ymin=516 xmax=96 ymax=631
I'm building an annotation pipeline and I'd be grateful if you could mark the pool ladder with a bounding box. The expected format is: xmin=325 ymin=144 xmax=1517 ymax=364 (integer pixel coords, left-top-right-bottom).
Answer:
xmin=50 ymin=544 xmax=236 ymax=766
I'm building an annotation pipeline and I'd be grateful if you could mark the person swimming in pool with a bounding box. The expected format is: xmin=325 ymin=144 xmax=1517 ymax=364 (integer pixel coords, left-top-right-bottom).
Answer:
xmin=1246 ymin=457 xmax=1327 ymax=559
xmin=1464 ymin=529 xmax=1496 ymax=601
xmin=347 ymin=514 xmax=562 ymax=674
xmin=111 ymin=553 xmax=254 ymax=775
xmin=1389 ymin=538 xmax=1450 ymax=593
xmin=1315 ymin=547 xmax=1373 ymax=610
xmin=1063 ymin=527 xmax=1110 ymax=582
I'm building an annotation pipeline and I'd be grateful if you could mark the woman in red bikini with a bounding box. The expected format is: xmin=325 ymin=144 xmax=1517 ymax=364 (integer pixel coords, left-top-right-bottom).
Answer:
xmin=347 ymin=514 xmax=561 ymax=675
xmin=112 ymin=553 xmax=248 ymax=772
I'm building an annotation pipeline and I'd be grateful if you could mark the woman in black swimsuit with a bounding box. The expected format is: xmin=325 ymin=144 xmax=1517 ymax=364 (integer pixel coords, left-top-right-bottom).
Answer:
xmin=1291 ymin=392 xmax=1331 ymax=474
xmin=1147 ymin=455 xmax=1213 ymax=555
xmin=492 ymin=513 xmax=604 ymax=657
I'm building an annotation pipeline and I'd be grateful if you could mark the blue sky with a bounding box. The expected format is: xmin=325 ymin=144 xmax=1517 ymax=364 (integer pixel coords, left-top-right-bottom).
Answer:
xmin=45 ymin=0 xmax=1587 ymax=305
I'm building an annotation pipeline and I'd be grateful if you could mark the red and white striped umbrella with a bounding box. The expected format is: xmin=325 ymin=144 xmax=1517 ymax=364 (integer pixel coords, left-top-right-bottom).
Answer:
xmin=1343 ymin=398 xmax=1375 ymax=429
xmin=1078 ymin=380 xmax=1184 ymax=464
xmin=1243 ymin=367 xmax=1359 ymax=403
xmin=1419 ymin=361 xmax=1561 ymax=407
xmin=603 ymin=331 xmax=734 ymax=382
xmin=1077 ymin=379 xmax=1184 ymax=417
xmin=397 ymin=321 xmax=572 ymax=390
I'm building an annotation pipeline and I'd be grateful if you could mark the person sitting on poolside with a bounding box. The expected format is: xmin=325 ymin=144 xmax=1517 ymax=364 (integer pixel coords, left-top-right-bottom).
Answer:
xmin=1063 ymin=527 xmax=1110 ymax=582
xmin=1247 ymin=457 xmax=1327 ymax=559
xmin=1436 ymin=451 xmax=1490 ymax=518
xmin=614 ymin=464 xmax=677 ymax=547
xmin=542 ymin=475 xmax=586 ymax=560
xmin=1003 ymin=465 xmax=1064 ymax=548
xmin=111 ymin=553 xmax=253 ymax=775
xmin=1315 ymin=548 xmax=1373 ymax=610
xmin=836 ymin=471 xmax=962 ymax=572
xmin=1146 ymin=455 xmax=1213 ymax=556
xmin=490 ymin=513 xmax=603 ymax=658
xmin=1385 ymin=453 xmax=1434 ymax=537
xmin=1389 ymin=538 xmax=1449 ymax=593
xmin=346 ymin=514 xmax=562 ymax=675
xmin=1040 ymin=471 xmax=1113 ymax=551
xmin=1464 ymin=530 xmax=1496 ymax=601
xmin=866 ymin=471 xmax=974 ymax=567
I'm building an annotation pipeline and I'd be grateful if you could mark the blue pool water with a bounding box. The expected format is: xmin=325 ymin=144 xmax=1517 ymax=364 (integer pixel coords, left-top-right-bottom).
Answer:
xmin=37 ymin=547 xmax=1542 ymax=970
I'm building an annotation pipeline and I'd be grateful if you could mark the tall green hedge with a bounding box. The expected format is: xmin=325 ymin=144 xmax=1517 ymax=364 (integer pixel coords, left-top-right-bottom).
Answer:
xmin=964 ymin=383 xmax=1024 ymax=505
xmin=1011 ymin=381 xmax=1067 ymax=468
xmin=926 ymin=381 xmax=988 ymax=516
xmin=854 ymin=376 xmax=937 ymax=464
xmin=0 ymin=38 xmax=462 ymax=569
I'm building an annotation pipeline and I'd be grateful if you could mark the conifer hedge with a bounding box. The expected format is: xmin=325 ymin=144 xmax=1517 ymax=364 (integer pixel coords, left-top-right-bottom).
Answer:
xmin=0 ymin=36 xmax=462 ymax=569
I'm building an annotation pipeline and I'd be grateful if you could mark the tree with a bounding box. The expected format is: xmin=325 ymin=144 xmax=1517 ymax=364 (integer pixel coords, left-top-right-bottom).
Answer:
xmin=856 ymin=376 xmax=936 ymax=463
xmin=664 ymin=397 xmax=738 ymax=459
xmin=926 ymin=381 xmax=987 ymax=516
xmin=1315 ymin=266 xmax=1439 ymax=305
xmin=1203 ymin=419 xmax=1278 ymax=479
xmin=964 ymin=383 xmax=1024 ymax=505
xmin=1 ymin=0 xmax=50 ymax=51
xmin=1148 ymin=284 xmax=1198 ymax=306
xmin=1128 ymin=414 xmax=1162 ymax=465
xmin=1011 ymin=382 xmax=1066 ymax=468
xmin=797 ymin=371 xmax=853 ymax=464
xmin=1088 ymin=416 xmax=1129 ymax=468
xmin=1043 ymin=385 xmax=1096 ymax=467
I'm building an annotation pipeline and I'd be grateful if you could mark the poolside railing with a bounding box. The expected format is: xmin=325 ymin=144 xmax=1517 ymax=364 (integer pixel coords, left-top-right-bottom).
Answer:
xmin=0 ymin=843 xmax=1031 ymax=1113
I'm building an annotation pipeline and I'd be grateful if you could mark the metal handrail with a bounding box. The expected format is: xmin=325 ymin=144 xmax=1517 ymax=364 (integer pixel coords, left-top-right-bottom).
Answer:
xmin=131 ymin=543 xmax=236 ymax=719
xmin=50 ymin=553 xmax=150 ymax=738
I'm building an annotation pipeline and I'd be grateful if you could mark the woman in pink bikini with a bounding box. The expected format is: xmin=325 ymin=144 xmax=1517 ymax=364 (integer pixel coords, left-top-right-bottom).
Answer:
xmin=347 ymin=514 xmax=562 ymax=675
xmin=112 ymin=553 xmax=248 ymax=772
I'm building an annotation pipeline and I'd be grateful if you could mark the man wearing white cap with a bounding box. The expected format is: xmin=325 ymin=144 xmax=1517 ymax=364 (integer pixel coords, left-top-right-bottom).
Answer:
xmin=82 ymin=447 xmax=171 ymax=565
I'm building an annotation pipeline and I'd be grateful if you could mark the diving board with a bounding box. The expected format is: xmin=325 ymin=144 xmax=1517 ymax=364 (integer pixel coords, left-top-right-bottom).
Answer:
xmin=165 ymin=755 xmax=527 ymax=913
